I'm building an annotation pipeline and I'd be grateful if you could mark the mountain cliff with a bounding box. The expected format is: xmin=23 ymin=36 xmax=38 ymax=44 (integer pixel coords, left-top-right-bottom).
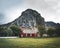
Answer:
xmin=45 ymin=21 xmax=60 ymax=29
xmin=0 ymin=9 xmax=45 ymax=28
xmin=0 ymin=9 xmax=60 ymax=30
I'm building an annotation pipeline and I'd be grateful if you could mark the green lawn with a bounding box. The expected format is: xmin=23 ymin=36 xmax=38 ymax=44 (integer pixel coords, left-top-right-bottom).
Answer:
xmin=0 ymin=37 xmax=60 ymax=48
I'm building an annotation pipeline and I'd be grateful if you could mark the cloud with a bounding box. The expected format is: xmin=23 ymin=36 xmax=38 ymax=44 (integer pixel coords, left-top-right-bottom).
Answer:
xmin=0 ymin=0 xmax=60 ymax=24
xmin=0 ymin=0 xmax=24 ymax=24
xmin=24 ymin=0 xmax=60 ymax=23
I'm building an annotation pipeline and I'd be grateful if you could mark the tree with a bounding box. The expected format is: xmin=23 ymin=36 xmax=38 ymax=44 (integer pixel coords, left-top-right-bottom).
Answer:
xmin=47 ymin=28 xmax=55 ymax=37
xmin=0 ymin=27 xmax=8 ymax=36
xmin=37 ymin=25 xmax=45 ymax=37
xmin=10 ymin=25 xmax=22 ymax=36
xmin=6 ymin=28 xmax=13 ymax=36
xmin=55 ymin=28 xmax=60 ymax=36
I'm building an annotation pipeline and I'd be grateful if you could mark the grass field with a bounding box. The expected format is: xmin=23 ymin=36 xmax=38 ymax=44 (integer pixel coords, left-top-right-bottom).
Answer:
xmin=0 ymin=37 xmax=60 ymax=48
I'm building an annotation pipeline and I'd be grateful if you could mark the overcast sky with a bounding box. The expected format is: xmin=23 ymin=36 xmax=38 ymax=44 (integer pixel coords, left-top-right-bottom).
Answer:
xmin=0 ymin=0 xmax=60 ymax=24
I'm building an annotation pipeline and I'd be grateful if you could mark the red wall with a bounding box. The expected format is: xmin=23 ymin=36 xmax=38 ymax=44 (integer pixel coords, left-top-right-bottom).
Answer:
xmin=21 ymin=32 xmax=37 ymax=37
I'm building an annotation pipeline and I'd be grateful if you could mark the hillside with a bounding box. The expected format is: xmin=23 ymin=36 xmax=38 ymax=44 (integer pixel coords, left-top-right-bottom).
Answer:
xmin=45 ymin=21 xmax=60 ymax=28
xmin=0 ymin=9 xmax=44 ymax=28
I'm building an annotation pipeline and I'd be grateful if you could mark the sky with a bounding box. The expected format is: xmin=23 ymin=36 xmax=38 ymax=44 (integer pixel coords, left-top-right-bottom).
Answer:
xmin=0 ymin=0 xmax=60 ymax=24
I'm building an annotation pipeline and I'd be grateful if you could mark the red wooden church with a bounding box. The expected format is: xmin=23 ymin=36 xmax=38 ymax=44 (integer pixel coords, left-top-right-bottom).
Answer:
xmin=20 ymin=27 xmax=39 ymax=37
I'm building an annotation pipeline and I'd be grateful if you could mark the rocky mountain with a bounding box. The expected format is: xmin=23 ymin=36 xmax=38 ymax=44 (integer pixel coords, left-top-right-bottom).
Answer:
xmin=0 ymin=9 xmax=60 ymax=31
xmin=45 ymin=21 xmax=60 ymax=28
xmin=0 ymin=9 xmax=45 ymax=28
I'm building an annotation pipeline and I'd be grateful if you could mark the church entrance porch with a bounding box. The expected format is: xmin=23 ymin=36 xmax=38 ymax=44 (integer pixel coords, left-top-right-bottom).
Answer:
xmin=21 ymin=33 xmax=37 ymax=37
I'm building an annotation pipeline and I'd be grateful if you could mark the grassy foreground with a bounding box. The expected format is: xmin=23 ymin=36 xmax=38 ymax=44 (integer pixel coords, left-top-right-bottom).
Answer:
xmin=0 ymin=37 xmax=60 ymax=48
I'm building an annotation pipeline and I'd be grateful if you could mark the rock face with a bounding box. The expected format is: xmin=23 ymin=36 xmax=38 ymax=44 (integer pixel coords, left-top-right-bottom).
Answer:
xmin=0 ymin=9 xmax=45 ymax=29
xmin=11 ymin=9 xmax=45 ymax=28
